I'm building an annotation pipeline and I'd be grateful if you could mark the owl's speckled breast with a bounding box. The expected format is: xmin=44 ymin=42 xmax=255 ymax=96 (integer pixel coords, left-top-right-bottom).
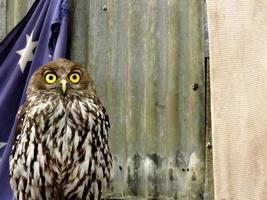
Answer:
xmin=10 ymin=91 xmax=112 ymax=200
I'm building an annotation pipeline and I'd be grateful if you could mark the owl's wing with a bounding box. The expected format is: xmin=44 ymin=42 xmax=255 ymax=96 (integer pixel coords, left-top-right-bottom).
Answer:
xmin=16 ymin=100 xmax=30 ymax=135
xmin=10 ymin=100 xmax=30 ymax=156
xmin=101 ymin=104 xmax=110 ymax=129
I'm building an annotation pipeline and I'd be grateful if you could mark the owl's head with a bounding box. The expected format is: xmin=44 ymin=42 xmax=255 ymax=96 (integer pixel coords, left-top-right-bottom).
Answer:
xmin=27 ymin=58 xmax=96 ymax=96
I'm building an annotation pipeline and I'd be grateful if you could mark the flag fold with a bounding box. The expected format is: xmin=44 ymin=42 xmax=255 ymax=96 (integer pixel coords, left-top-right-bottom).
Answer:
xmin=0 ymin=0 xmax=69 ymax=198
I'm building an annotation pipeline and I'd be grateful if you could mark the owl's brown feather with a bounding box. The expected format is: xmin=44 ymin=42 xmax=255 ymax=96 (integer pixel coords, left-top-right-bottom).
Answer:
xmin=9 ymin=58 xmax=112 ymax=200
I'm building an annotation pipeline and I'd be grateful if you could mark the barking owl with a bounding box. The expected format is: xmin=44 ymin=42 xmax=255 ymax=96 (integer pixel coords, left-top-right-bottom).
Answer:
xmin=9 ymin=58 xmax=112 ymax=200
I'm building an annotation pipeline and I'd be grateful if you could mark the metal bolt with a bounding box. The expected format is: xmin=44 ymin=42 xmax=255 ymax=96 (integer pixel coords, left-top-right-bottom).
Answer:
xmin=206 ymin=142 xmax=212 ymax=149
xmin=102 ymin=5 xmax=108 ymax=11
xmin=192 ymin=83 xmax=199 ymax=91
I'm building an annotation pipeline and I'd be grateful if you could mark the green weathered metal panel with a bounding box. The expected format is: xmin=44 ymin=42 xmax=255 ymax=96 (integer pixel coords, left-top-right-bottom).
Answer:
xmin=0 ymin=0 xmax=6 ymax=41
xmin=6 ymin=0 xmax=35 ymax=32
xmin=69 ymin=1 xmax=206 ymax=199
xmin=1 ymin=0 xmax=211 ymax=199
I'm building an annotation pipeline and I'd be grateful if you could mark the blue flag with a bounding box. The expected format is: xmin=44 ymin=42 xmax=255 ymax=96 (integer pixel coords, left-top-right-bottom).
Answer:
xmin=0 ymin=0 xmax=69 ymax=198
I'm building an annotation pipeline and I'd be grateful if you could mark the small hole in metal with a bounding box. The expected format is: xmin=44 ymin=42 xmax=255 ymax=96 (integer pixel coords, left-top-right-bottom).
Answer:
xmin=102 ymin=5 xmax=108 ymax=11
xmin=192 ymin=83 xmax=199 ymax=91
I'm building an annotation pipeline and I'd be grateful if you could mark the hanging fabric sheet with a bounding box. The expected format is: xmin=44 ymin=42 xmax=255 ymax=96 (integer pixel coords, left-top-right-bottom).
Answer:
xmin=207 ymin=1 xmax=267 ymax=199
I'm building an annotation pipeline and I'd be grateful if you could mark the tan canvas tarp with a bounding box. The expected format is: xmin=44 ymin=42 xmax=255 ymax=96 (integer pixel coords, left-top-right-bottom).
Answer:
xmin=207 ymin=1 xmax=267 ymax=199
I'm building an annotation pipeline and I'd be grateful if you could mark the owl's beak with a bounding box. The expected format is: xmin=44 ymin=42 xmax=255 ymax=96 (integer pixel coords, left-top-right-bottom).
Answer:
xmin=60 ymin=79 xmax=68 ymax=94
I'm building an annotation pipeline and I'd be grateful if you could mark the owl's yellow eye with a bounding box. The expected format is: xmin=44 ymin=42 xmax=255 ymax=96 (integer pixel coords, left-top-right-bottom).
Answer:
xmin=45 ymin=73 xmax=57 ymax=84
xmin=69 ymin=73 xmax=80 ymax=84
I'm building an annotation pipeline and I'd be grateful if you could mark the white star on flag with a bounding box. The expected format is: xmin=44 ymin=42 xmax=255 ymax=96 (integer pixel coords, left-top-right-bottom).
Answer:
xmin=16 ymin=32 xmax=37 ymax=73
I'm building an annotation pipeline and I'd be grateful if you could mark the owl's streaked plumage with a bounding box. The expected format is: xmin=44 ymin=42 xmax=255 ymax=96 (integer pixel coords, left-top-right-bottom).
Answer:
xmin=9 ymin=58 xmax=112 ymax=200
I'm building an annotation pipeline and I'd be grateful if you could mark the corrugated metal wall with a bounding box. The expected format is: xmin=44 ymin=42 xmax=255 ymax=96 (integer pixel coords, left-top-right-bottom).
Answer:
xmin=0 ymin=0 xmax=213 ymax=199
